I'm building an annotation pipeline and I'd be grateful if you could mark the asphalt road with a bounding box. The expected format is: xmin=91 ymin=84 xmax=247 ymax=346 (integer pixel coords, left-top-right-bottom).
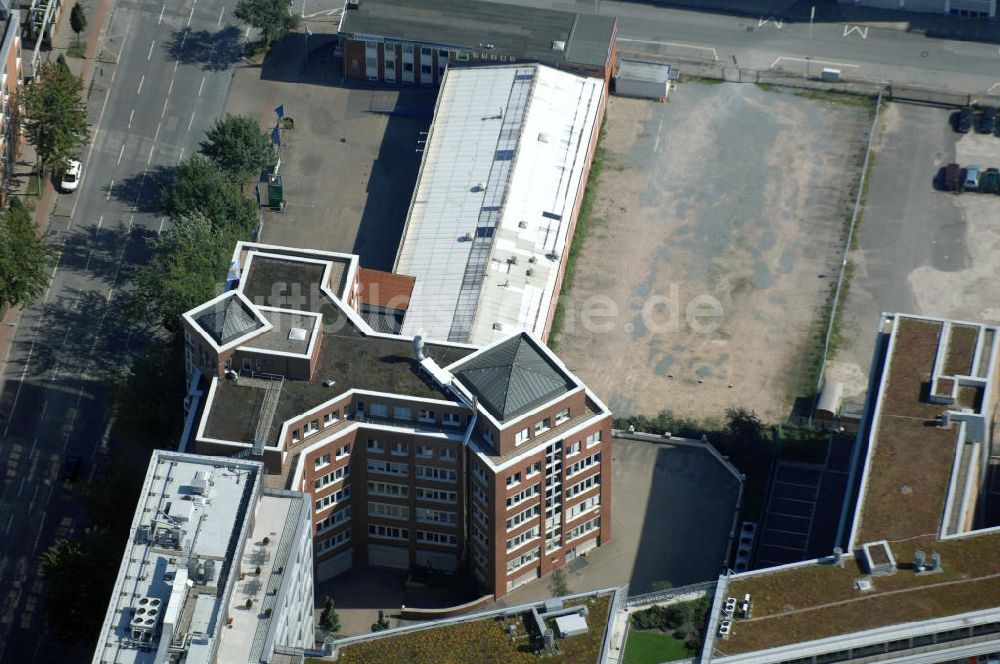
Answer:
xmin=0 ymin=0 xmax=238 ymax=660
xmin=498 ymin=0 xmax=1000 ymax=94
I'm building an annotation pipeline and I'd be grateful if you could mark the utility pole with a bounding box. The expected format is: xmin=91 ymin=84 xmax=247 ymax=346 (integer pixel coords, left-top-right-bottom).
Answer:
xmin=806 ymin=5 xmax=816 ymax=79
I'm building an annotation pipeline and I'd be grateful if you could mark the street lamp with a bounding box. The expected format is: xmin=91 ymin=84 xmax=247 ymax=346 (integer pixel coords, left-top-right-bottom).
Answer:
xmin=806 ymin=5 xmax=816 ymax=79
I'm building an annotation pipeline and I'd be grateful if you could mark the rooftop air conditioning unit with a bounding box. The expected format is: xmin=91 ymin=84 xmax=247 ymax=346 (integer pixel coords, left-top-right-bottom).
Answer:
xmin=552 ymin=41 xmax=566 ymax=52
xmin=493 ymin=322 xmax=504 ymax=331
xmin=526 ymin=269 xmax=534 ymax=277
xmin=518 ymin=220 xmax=528 ymax=229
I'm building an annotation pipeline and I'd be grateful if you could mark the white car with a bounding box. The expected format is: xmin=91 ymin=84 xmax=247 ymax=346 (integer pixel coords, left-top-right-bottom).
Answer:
xmin=61 ymin=159 xmax=82 ymax=192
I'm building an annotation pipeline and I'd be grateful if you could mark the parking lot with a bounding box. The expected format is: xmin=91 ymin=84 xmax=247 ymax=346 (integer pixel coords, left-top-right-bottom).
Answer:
xmin=831 ymin=102 xmax=1000 ymax=398
xmin=552 ymin=84 xmax=873 ymax=422
xmin=224 ymin=31 xmax=434 ymax=270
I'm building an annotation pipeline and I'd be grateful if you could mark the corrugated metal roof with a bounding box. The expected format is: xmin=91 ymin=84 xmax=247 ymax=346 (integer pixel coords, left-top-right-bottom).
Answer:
xmin=617 ymin=59 xmax=671 ymax=84
xmin=453 ymin=333 xmax=573 ymax=421
xmin=396 ymin=63 xmax=604 ymax=345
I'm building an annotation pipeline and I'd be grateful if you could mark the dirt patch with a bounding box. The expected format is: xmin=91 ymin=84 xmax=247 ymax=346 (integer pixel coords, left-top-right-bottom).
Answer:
xmin=553 ymin=85 xmax=871 ymax=422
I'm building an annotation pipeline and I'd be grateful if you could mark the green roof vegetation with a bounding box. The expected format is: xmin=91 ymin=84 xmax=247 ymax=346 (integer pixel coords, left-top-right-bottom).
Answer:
xmin=623 ymin=630 xmax=692 ymax=664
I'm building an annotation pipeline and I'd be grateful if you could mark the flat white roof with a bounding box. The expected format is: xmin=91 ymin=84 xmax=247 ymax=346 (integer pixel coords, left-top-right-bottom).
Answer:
xmin=395 ymin=63 xmax=603 ymax=345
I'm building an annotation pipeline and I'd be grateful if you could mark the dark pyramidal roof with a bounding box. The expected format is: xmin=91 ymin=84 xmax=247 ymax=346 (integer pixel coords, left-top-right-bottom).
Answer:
xmin=195 ymin=295 xmax=262 ymax=346
xmin=453 ymin=333 xmax=573 ymax=422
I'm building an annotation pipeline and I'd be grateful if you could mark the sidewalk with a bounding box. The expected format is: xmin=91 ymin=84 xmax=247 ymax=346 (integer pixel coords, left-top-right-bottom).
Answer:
xmin=0 ymin=0 xmax=115 ymax=402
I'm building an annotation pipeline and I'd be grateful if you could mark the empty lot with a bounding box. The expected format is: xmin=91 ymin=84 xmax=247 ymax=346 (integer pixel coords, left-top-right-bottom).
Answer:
xmin=553 ymin=83 xmax=872 ymax=422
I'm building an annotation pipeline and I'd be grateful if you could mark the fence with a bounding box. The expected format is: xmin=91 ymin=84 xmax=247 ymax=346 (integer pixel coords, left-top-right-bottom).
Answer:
xmin=625 ymin=579 xmax=718 ymax=609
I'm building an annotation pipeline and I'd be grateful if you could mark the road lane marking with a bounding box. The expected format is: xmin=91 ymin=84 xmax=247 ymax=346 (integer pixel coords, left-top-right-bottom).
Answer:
xmin=117 ymin=144 xmax=124 ymax=165
xmin=218 ymin=5 xmax=225 ymax=26
xmin=198 ymin=76 xmax=205 ymax=96
xmin=84 ymin=250 xmax=93 ymax=272
xmin=158 ymin=4 xmax=165 ymax=24
xmin=69 ymin=87 xmax=111 ymax=222
xmin=158 ymin=217 xmax=166 ymax=234
xmin=147 ymin=143 xmax=156 ymax=165
xmin=106 ymin=180 xmax=113 ymax=200
xmin=759 ymin=16 xmax=783 ymax=28
xmin=128 ymin=108 xmax=134 ymax=128
xmin=128 ymin=214 xmax=135 ymax=233
xmin=616 ymin=37 xmax=719 ymax=61
xmin=148 ymin=40 xmax=155 ymax=60
xmin=188 ymin=110 xmax=196 ymax=131
xmin=179 ymin=147 xmax=185 ymax=162
xmin=97 ymin=215 xmax=103 ymax=229
xmin=162 ymin=97 xmax=169 ymax=118
xmin=187 ymin=5 xmax=194 ymax=26
xmin=769 ymin=56 xmax=860 ymax=69
xmin=16 ymin=478 xmax=24 ymax=498
xmin=167 ymin=78 xmax=175 ymax=96
xmin=843 ymin=25 xmax=868 ymax=39
xmin=989 ymin=81 xmax=1000 ymax=94
xmin=137 ymin=74 xmax=145 ymax=95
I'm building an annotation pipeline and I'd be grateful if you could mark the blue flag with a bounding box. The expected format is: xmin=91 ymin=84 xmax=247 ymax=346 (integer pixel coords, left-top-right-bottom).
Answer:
xmin=271 ymin=127 xmax=281 ymax=146
xmin=275 ymin=105 xmax=284 ymax=119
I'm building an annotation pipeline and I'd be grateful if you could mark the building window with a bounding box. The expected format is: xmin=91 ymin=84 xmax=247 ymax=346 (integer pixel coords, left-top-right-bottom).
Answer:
xmin=534 ymin=418 xmax=551 ymax=435
xmin=506 ymin=503 xmax=540 ymax=531
xmin=586 ymin=431 xmax=602 ymax=448
xmin=567 ymin=517 xmax=600 ymax=542
xmin=506 ymin=483 xmax=540 ymax=509
xmin=416 ymin=508 xmax=457 ymax=525
xmin=369 ymin=524 xmax=408 ymax=541
xmin=313 ymin=454 xmax=331 ymax=470
xmin=420 ymin=64 xmax=432 ymax=75
xmin=555 ymin=408 xmax=570 ymax=425
xmin=315 ymin=485 xmax=350 ymax=512
xmin=418 ymin=409 xmax=435 ymax=423
xmin=515 ymin=428 xmax=529 ymax=446
xmin=440 ymin=448 xmax=457 ymax=462
xmin=566 ymin=474 xmax=600 ymax=499
xmin=416 ymin=487 xmax=456 ymax=504
xmin=391 ymin=442 xmax=408 ymax=456
xmin=367 ymin=481 xmax=408 ymax=498
xmin=472 ymin=464 xmax=488 ymax=486
xmin=526 ymin=462 xmax=541 ymax=478
xmin=417 ymin=445 xmax=434 ymax=459
xmin=305 ymin=420 xmax=319 ymax=436
xmin=394 ymin=406 xmax=412 ymax=421
xmin=367 ymin=438 xmax=385 ymax=453
xmin=484 ymin=428 xmax=495 ymax=444
xmin=566 ymin=452 xmax=601 ymax=479
xmin=473 ymin=525 xmax=488 ymax=548
xmin=416 ymin=465 xmax=457 ymax=482
xmin=324 ymin=411 xmax=339 ymax=427
xmin=403 ymin=62 xmax=414 ymax=72
xmin=367 ymin=459 xmax=409 ymax=477
xmin=314 ymin=465 xmax=349 ymax=489
xmin=473 ymin=485 xmax=489 ymax=506
xmin=438 ymin=49 xmax=448 ymax=58
xmin=420 ymin=47 xmax=432 ymax=56
xmin=368 ymin=501 xmax=410 ymax=520
xmin=370 ymin=403 xmax=388 ymax=418
xmin=506 ymin=472 xmax=521 ymax=488
xmin=336 ymin=444 xmax=350 ymax=459
xmin=506 ymin=546 xmax=540 ymax=574
xmin=317 ymin=527 xmax=351 ymax=552
xmin=472 ymin=502 xmax=489 ymax=527
xmin=567 ymin=495 xmax=601 ymax=521
xmin=316 ymin=506 xmax=351 ymax=534
xmin=506 ymin=526 xmax=540 ymax=552
xmin=443 ymin=412 xmax=461 ymax=427
xmin=567 ymin=441 xmax=581 ymax=457
xmin=416 ymin=530 xmax=457 ymax=546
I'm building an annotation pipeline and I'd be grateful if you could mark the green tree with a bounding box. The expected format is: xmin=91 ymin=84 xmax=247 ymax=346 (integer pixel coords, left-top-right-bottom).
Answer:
xmin=319 ymin=595 xmax=341 ymax=634
xmin=0 ymin=198 xmax=57 ymax=310
xmin=162 ymin=155 xmax=259 ymax=237
xmin=200 ymin=114 xmax=276 ymax=186
xmin=70 ymin=3 xmax=87 ymax=45
xmin=725 ymin=407 xmax=766 ymax=451
xmin=234 ymin=0 xmax=300 ymax=48
xmin=548 ymin=568 xmax=570 ymax=597
xmin=370 ymin=609 xmax=390 ymax=632
xmin=21 ymin=58 xmax=89 ymax=174
xmin=650 ymin=579 xmax=674 ymax=592
xmin=40 ymin=528 xmax=122 ymax=644
xmin=134 ymin=215 xmax=233 ymax=332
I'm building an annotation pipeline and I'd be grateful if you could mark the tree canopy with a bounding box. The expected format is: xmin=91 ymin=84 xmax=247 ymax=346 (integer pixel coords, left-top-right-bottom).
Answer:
xmin=162 ymin=155 xmax=259 ymax=236
xmin=200 ymin=114 xmax=276 ymax=185
xmin=0 ymin=198 xmax=57 ymax=310
xmin=234 ymin=0 xmax=299 ymax=48
xmin=22 ymin=58 xmax=89 ymax=173
xmin=70 ymin=3 xmax=87 ymax=43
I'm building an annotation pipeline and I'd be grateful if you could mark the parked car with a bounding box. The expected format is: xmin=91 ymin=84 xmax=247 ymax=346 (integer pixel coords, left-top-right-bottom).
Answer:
xmin=955 ymin=106 xmax=974 ymax=133
xmin=964 ymin=165 xmax=982 ymax=190
xmin=981 ymin=168 xmax=1000 ymax=194
xmin=979 ymin=107 xmax=997 ymax=134
xmin=60 ymin=454 xmax=82 ymax=482
xmin=60 ymin=159 xmax=82 ymax=192
xmin=942 ymin=163 xmax=961 ymax=191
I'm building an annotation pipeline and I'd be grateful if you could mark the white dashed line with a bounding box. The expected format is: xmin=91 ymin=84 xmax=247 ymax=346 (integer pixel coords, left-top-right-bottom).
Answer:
xmin=188 ymin=111 xmax=196 ymax=131
xmin=117 ymin=144 xmax=124 ymax=165
xmin=128 ymin=108 xmax=134 ymax=128
xmin=218 ymin=5 xmax=225 ymax=26
xmin=187 ymin=5 xmax=194 ymax=26
xmin=198 ymin=76 xmax=205 ymax=96
xmin=106 ymin=181 xmax=113 ymax=200
xmin=148 ymin=40 xmax=155 ymax=60
xmin=137 ymin=74 xmax=145 ymax=95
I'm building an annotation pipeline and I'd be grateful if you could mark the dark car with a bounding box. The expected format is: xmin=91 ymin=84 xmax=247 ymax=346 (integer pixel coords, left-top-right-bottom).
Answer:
xmin=955 ymin=106 xmax=974 ymax=133
xmin=60 ymin=454 xmax=82 ymax=482
xmin=941 ymin=163 xmax=961 ymax=191
xmin=979 ymin=107 xmax=997 ymax=134
xmin=981 ymin=168 xmax=1000 ymax=194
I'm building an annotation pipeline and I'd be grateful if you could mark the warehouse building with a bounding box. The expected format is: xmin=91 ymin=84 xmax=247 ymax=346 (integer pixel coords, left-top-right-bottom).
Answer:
xmin=337 ymin=0 xmax=618 ymax=85
xmin=394 ymin=63 xmax=606 ymax=346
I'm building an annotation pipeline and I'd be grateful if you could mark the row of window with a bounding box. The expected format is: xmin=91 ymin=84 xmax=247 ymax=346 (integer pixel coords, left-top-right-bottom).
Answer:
xmin=566 ymin=452 xmax=601 ymax=479
xmin=566 ymin=473 xmax=600 ymax=499
xmin=369 ymin=524 xmax=408 ymax=541
xmin=567 ymin=516 xmax=600 ymax=542
xmin=513 ymin=409 xmax=574 ymax=447
xmin=507 ymin=526 xmax=540 ymax=552
xmin=294 ymin=410 xmax=344 ymax=444
xmin=417 ymin=507 xmax=457 ymax=525
xmin=507 ymin=503 xmax=540 ymax=531
xmin=313 ymin=444 xmax=349 ymax=470
xmin=367 ymin=459 xmax=409 ymax=477
xmin=506 ymin=546 xmax=540 ymax=574
xmin=369 ymin=501 xmax=409 ymax=520
xmin=317 ymin=528 xmax=351 ymax=552
xmin=566 ymin=494 xmax=600 ymax=522
xmin=416 ymin=530 xmax=457 ymax=546
xmin=472 ymin=502 xmax=490 ymax=528
xmin=417 ymin=465 xmax=457 ymax=482
xmin=316 ymin=486 xmax=350 ymax=512
xmin=367 ymin=439 xmax=457 ymax=461
xmin=315 ymin=465 xmax=349 ymax=490
xmin=316 ymin=506 xmax=351 ymax=534
xmin=507 ymin=483 xmax=541 ymax=509
xmin=361 ymin=403 xmax=461 ymax=427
